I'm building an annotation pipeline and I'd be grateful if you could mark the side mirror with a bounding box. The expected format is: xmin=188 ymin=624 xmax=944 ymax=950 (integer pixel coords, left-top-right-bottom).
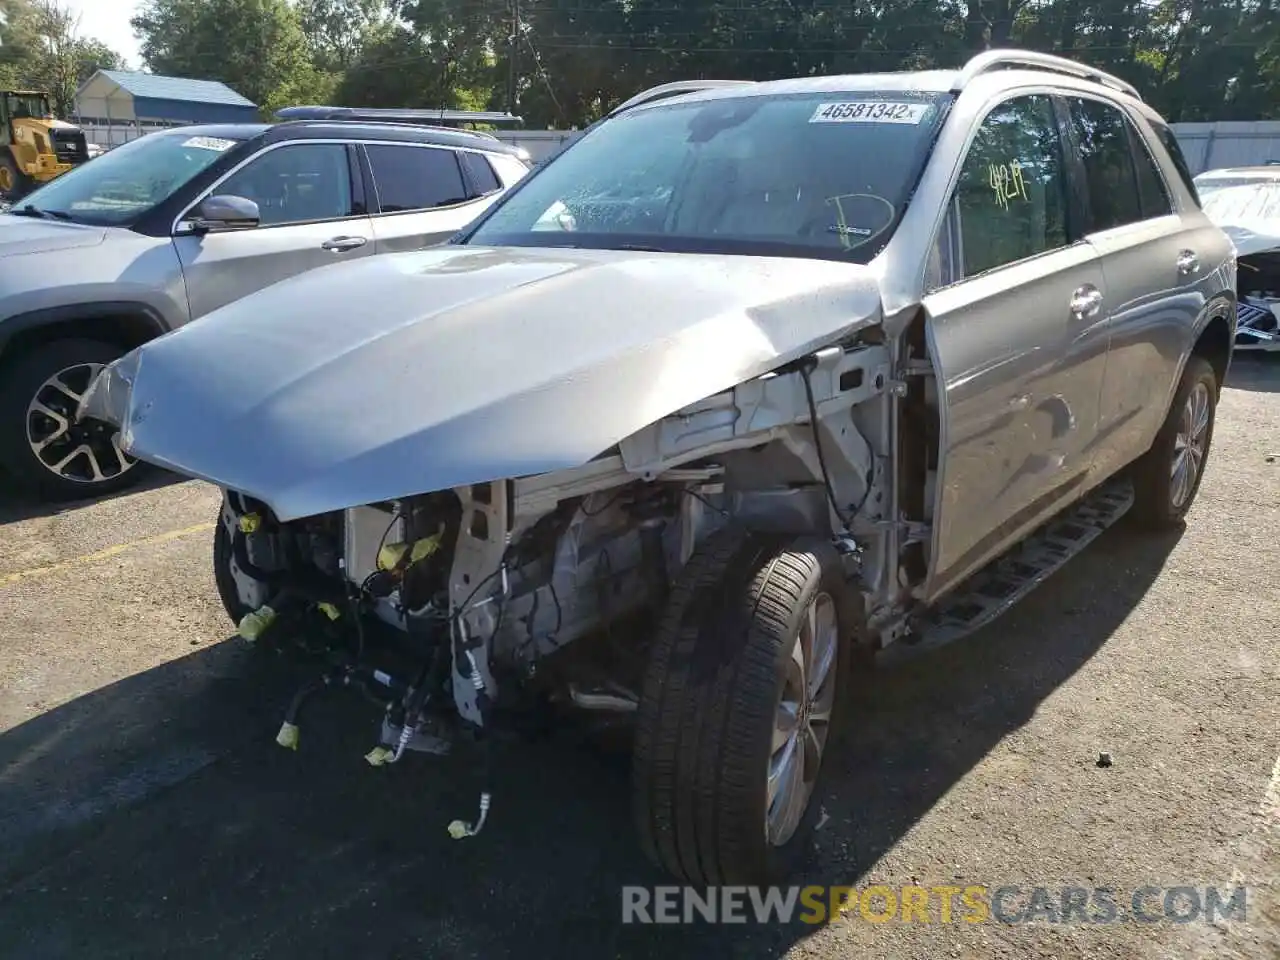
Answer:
xmin=184 ymin=194 xmax=260 ymax=233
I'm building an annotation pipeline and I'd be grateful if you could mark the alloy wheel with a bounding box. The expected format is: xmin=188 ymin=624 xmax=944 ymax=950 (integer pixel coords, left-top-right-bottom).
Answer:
xmin=766 ymin=590 xmax=839 ymax=847
xmin=25 ymin=362 xmax=135 ymax=485
xmin=1170 ymin=380 xmax=1210 ymax=510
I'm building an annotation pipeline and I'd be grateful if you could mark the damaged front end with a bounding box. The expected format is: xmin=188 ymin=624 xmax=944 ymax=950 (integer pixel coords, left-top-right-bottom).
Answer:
xmin=1236 ymin=249 xmax=1280 ymax=351
xmin=1193 ymin=170 xmax=1280 ymax=352
xmin=198 ymin=336 xmax=894 ymax=849
xmin=80 ymin=244 xmax=901 ymax=861
xmin=217 ymin=467 xmax=697 ymax=746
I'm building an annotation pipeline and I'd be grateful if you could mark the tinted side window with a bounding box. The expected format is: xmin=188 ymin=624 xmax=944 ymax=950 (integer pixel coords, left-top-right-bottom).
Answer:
xmin=953 ymin=94 xmax=1068 ymax=277
xmin=1130 ymin=127 xmax=1172 ymax=220
xmin=460 ymin=151 xmax=501 ymax=196
xmin=1151 ymin=120 xmax=1201 ymax=207
xmin=366 ymin=144 xmax=468 ymax=213
xmin=218 ymin=143 xmax=353 ymax=226
xmin=1069 ymin=98 xmax=1145 ymax=231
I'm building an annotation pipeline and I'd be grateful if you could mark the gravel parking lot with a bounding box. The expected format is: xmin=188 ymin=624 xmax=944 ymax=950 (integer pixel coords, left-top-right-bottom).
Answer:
xmin=1 ymin=357 xmax=1277 ymax=960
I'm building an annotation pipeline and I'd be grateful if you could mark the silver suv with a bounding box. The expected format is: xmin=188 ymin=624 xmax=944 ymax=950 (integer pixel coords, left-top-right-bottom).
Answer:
xmin=0 ymin=119 xmax=529 ymax=499
xmin=83 ymin=51 xmax=1235 ymax=884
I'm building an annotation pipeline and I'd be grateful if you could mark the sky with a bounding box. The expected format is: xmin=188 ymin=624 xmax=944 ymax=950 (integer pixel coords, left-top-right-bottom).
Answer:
xmin=65 ymin=0 xmax=143 ymax=70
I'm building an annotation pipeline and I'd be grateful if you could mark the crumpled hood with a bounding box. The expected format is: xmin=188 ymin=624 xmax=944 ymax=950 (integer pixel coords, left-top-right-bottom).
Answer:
xmin=0 ymin=215 xmax=106 ymax=257
xmin=88 ymin=245 xmax=883 ymax=521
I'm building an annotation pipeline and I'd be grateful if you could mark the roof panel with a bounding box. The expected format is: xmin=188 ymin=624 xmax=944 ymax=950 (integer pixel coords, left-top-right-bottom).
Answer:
xmin=99 ymin=70 xmax=257 ymax=108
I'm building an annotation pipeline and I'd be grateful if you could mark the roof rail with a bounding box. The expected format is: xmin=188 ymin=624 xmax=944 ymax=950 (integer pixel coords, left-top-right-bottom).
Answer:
xmin=274 ymin=106 xmax=523 ymax=130
xmin=954 ymin=49 xmax=1142 ymax=101
xmin=609 ymin=80 xmax=756 ymax=117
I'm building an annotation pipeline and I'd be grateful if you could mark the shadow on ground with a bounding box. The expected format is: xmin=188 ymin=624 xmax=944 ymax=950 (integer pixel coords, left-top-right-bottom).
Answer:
xmin=1226 ymin=354 xmax=1280 ymax=393
xmin=0 ymin=523 xmax=1182 ymax=960
xmin=0 ymin=467 xmax=185 ymax=525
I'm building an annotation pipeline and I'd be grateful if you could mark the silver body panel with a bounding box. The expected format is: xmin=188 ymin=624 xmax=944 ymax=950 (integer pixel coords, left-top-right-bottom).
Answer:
xmin=174 ymin=216 xmax=378 ymax=318
xmin=0 ymin=219 xmax=189 ymax=326
xmin=870 ymin=71 xmax=1235 ymax=599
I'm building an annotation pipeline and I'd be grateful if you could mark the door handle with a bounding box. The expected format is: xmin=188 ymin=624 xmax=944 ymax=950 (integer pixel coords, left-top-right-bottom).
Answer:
xmin=1069 ymin=285 xmax=1104 ymax=318
xmin=1176 ymin=250 xmax=1200 ymax=275
xmin=321 ymin=236 xmax=367 ymax=252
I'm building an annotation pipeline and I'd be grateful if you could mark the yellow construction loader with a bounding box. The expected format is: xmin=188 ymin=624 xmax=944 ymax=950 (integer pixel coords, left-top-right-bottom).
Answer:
xmin=0 ymin=90 xmax=92 ymax=201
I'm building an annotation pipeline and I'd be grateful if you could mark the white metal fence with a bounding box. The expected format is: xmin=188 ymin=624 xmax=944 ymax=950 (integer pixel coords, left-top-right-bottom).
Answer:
xmin=75 ymin=119 xmax=189 ymax=149
xmin=1169 ymin=121 xmax=1280 ymax=174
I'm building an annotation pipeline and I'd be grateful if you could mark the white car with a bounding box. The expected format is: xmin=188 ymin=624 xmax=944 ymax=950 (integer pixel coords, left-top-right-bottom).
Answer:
xmin=1194 ymin=164 xmax=1280 ymax=350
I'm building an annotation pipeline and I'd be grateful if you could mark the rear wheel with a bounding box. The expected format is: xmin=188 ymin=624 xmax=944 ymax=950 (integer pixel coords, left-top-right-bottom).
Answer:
xmin=1131 ymin=355 xmax=1218 ymax=528
xmin=632 ymin=528 xmax=858 ymax=885
xmin=0 ymin=338 xmax=146 ymax=500
xmin=0 ymin=152 xmax=32 ymax=201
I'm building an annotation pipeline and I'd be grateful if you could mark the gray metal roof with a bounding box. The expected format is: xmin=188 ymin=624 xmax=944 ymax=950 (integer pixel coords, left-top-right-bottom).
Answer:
xmin=97 ymin=70 xmax=256 ymax=108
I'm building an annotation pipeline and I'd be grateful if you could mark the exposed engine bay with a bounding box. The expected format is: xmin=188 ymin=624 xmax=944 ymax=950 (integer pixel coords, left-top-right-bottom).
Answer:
xmin=1237 ymin=250 xmax=1280 ymax=350
xmin=223 ymin=474 xmax=720 ymax=730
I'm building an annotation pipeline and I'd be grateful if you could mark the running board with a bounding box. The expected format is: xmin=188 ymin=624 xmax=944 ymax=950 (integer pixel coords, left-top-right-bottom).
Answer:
xmin=878 ymin=479 xmax=1135 ymax=666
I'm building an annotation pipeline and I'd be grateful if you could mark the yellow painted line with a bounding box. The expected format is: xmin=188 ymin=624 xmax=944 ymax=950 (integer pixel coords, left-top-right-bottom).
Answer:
xmin=0 ymin=521 xmax=216 ymax=587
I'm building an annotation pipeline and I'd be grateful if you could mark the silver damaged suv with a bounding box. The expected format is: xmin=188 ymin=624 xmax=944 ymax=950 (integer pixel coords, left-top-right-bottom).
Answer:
xmin=82 ymin=51 xmax=1236 ymax=884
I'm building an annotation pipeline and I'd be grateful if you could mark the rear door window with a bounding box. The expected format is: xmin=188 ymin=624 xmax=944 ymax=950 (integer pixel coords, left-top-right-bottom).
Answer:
xmin=460 ymin=151 xmax=502 ymax=196
xmin=1129 ymin=128 xmax=1173 ymax=220
xmin=366 ymin=144 xmax=469 ymax=213
xmin=951 ymin=94 xmax=1069 ymax=277
xmin=1151 ymin=120 xmax=1201 ymax=206
xmin=1068 ymin=97 xmax=1161 ymax=231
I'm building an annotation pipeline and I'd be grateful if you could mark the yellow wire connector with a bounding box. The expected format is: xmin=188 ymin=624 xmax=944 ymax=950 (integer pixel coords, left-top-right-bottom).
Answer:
xmin=238 ymin=513 xmax=262 ymax=534
xmin=364 ymin=746 xmax=395 ymax=767
xmin=316 ymin=602 xmax=341 ymax=621
xmin=237 ymin=605 xmax=276 ymax=643
xmin=276 ymin=721 xmax=299 ymax=750
xmin=447 ymin=792 xmax=491 ymax=839
xmin=377 ymin=533 xmax=443 ymax=573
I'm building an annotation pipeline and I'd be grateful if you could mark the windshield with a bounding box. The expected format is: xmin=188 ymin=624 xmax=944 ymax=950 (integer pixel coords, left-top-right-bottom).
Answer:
xmin=7 ymin=93 xmax=50 ymax=119
xmin=465 ymin=90 xmax=951 ymax=262
xmin=16 ymin=131 xmax=245 ymax=226
xmin=1194 ymin=175 xmax=1280 ymax=224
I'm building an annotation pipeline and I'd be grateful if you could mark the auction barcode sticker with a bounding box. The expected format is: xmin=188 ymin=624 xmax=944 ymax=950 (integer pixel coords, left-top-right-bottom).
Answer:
xmin=810 ymin=102 xmax=929 ymax=124
xmin=182 ymin=136 xmax=238 ymax=151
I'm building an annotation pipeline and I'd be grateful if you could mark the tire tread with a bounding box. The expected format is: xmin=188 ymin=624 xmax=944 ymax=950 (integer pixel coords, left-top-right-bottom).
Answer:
xmin=633 ymin=528 xmax=849 ymax=885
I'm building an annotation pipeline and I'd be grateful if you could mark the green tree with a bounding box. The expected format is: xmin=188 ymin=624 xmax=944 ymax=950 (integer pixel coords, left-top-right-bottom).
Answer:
xmin=73 ymin=37 xmax=123 ymax=87
xmin=25 ymin=0 xmax=79 ymax=115
xmin=0 ymin=0 xmax=40 ymax=89
xmin=131 ymin=0 xmax=328 ymax=115
xmin=297 ymin=0 xmax=388 ymax=71
xmin=335 ymin=20 xmax=492 ymax=110
xmin=0 ymin=0 xmax=125 ymax=116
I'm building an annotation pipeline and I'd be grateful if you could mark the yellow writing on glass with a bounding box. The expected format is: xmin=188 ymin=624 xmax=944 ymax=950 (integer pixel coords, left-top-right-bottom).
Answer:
xmin=988 ymin=160 xmax=1029 ymax=210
